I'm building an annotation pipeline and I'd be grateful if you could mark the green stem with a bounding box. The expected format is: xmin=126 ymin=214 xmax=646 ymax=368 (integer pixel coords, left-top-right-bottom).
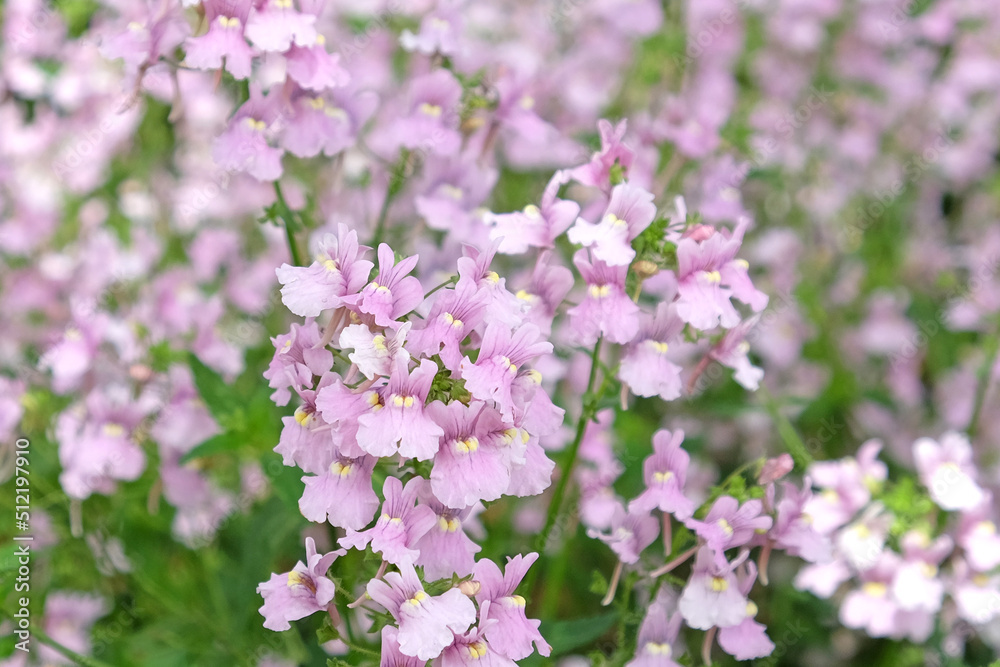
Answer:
xmin=273 ymin=181 xmax=304 ymax=267
xmin=371 ymin=149 xmax=410 ymax=249
xmin=968 ymin=322 xmax=1000 ymax=438
xmin=34 ymin=628 xmax=115 ymax=667
xmin=759 ymin=385 xmax=814 ymax=468
xmin=424 ymin=275 xmax=458 ymax=299
xmin=528 ymin=338 xmax=604 ymax=600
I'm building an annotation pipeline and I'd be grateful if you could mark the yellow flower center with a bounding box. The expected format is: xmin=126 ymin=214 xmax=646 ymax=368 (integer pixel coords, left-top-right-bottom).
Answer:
xmin=419 ymin=103 xmax=442 ymax=117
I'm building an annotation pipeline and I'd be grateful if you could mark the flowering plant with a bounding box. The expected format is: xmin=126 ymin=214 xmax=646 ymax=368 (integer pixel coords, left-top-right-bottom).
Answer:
xmin=3 ymin=1 xmax=1000 ymax=667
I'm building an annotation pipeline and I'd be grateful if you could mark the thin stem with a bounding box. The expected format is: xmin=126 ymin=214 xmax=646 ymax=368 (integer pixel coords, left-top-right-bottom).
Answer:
xmin=528 ymin=337 xmax=604 ymax=597
xmin=650 ymin=545 xmax=699 ymax=578
xmin=371 ymin=149 xmax=410 ymax=248
xmin=601 ymin=561 xmax=624 ymax=606
xmin=35 ymin=628 xmax=115 ymax=667
xmin=273 ymin=181 xmax=304 ymax=267
xmin=424 ymin=275 xmax=458 ymax=299
xmin=759 ymin=385 xmax=814 ymax=468
xmin=968 ymin=321 xmax=1000 ymax=438
xmin=701 ymin=626 xmax=717 ymax=666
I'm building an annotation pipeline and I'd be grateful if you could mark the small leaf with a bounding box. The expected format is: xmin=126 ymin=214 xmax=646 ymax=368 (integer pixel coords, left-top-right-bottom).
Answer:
xmin=541 ymin=612 xmax=619 ymax=656
xmin=179 ymin=431 xmax=243 ymax=465
xmin=187 ymin=353 xmax=238 ymax=421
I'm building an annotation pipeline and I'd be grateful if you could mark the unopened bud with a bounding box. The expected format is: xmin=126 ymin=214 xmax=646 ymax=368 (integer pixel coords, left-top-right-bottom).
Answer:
xmin=459 ymin=580 xmax=481 ymax=597
xmin=632 ymin=260 xmax=659 ymax=279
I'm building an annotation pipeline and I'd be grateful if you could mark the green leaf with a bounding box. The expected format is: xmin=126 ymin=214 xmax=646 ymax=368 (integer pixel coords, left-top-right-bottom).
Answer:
xmin=541 ymin=612 xmax=619 ymax=656
xmin=187 ymin=353 xmax=238 ymax=421
xmin=178 ymin=431 xmax=243 ymax=465
xmin=317 ymin=617 xmax=341 ymax=644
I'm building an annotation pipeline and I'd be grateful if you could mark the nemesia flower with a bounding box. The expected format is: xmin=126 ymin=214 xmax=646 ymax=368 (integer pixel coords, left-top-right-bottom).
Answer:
xmin=412 ymin=488 xmax=481 ymax=580
xmin=285 ymin=36 xmax=349 ymax=92
xmin=367 ymin=561 xmax=476 ymax=661
xmin=257 ymin=537 xmax=343 ymax=631
xmin=380 ymin=69 xmax=463 ymax=156
xmin=913 ymin=431 xmax=985 ymax=511
xmin=244 ymin=0 xmax=316 ymax=52
xmin=587 ymin=505 xmax=659 ymax=564
xmin=717 ymin=562 xmax=774 ymax=660
xmin=339 ymin=476 xmax=437 ymax=566
xmin=568 ymin=182 xmax=656 ymax=266
xmin=619 ymin=302 xmax=685 ymax=400
xmin=211 ymin=85 xmax=284 ymax=181
xmin=678 ymin=547 xmax=749 ymax=630
xmin=183 ymin=0 xmax=253 ymax=79
xmin=428 ymin=400 xmax=511 ymax=509
xmin=957 ymin=497 xmax=1000 ymax=572
xmin=709 ymin=315 xmax=764 ymax=390
xmin=568 ymin=118 xmax=636 ymax=191
xmin=473 ymin=552 xmax=551 ymax=660
xmin=891 ymin=531 xmax=952 ymax=613
xmin=630 ymin=428 xmax=696 ymax=519
xmin=674 ymin=218 xmax=768 ymax=331
xmin=354 ymin=359 xmax=445 ymax=460
xmin=339 ymin=321 xmax=412 ymax=380
xmin=263 ymin=320 xmax=334 ymax=406
xmin=276 ymin=224 xmax=373 ymax=318
xmin=803 ymin=439 xmax=887 ymax=534
xmin=626 ymin=587 xmax=684 ymax=667
xmin=380 ymin=626 xmax=424 ymax=667
xmin=298 ymin=453 xmax=380 ymax=530
xmin=685 ymin=496 xmax=773 ymax=556
xmin=407 ymin=280 xmax=487 ymax=371
xmin=460 ymin=322 xmax=553 ymax=419
xmin=486 ymin=172 xmax=580 ymax=255
xmin=839 ymin=551 xmax=919 ymax=639
xmin=770 ymin=478 xmax=832 ymax=563
xmin=345 ymin=244 xmax=424 ymax=328
xmin=567 ymin=249 xmax=640 ymax=345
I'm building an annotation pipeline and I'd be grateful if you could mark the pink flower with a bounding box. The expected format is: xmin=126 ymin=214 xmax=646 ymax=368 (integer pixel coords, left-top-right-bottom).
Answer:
xmin=487 ymin=172 xmax=580 ymax=254
xmin=354 ymin=359 xmax=445 ymax=461
xmin=626 ymin=588 xmax=683 ymax=667
xmin=674 ymin=218 xmax=767 ymax=331
xmin=957 ymin=497 xmax=1000 ymax=572
xmin=367 ymin=562 xmax=476 ymax=661
xmin=630 ymin=429 xmax=696 ymax=519
xmin=244 ymin=0 xmax=316 ymax=52
xmin=913 ymin=431 xmax=985 ymax=511
xmin=257 ymin=537 xmax=342 ymax=631
xmin=408 ymin=280 xmax=488 ymax=372
xmin=678 ymin=547 xmax=749 ymax=630
xmin=211 ymin=85 xmax=284 ymax=181
xmin=345 ymin=244 xmax=424 ymax=328
xmin=891 ymin=531 xmax=952 ymax=613
xmin=298 ymin=454 xmax=380 ymax=531
xmin=428 ymin=401 xmax=511 ymax=509
xmin=567 ymin=249 xmax=640 ymax=344
xmin=263 ymin=321 xmax=334 ymax=406
xmin=685 ymin=496 xmax=772 ymax=557
xmin=567 ymin=119 xmax=636 ymax=191
xmin=588 ymin=505 xmax=659 ymax=564
xmin=285 ymin=38 xmax=349 ymax=92
xmin=339 ymin=476 xmax=437 ymax=566
xmin=413 ymin=489 xmax=481 ymax=580
xmin=619 ymin=303 xmax=685 ymax=401
xmin=473 ymin=553 xmax=551 ymax=660
xmin=276 ymin=224 xmax=373 ymax=318
xmin=460 ymin=322 xmax=553 ymax=420
xmin=183 ymin=0 xmax=253 ymax=79
xmin=568 ymin=182 xmax=656 ymax=266
xmin=770 ymin=479 xmax=832 ymax=563
xmin=339 ymin=321 xmax=411 ymax=380
xmin=717 ymin=563 xmax=774 ymax=660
